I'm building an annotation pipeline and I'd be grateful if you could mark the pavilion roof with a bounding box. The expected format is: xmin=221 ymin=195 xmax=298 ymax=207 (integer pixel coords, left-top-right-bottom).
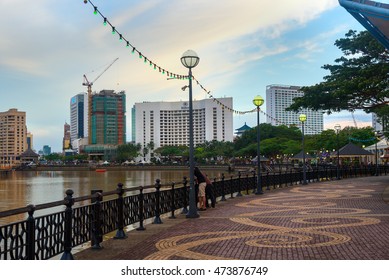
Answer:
xmin=334 ymin=142 xmax=373 ymax=156
xmin=235 ymin=122 xmax=252 ymax=132
xmin=19 ymin=148 xmax=39 ymax=158
xmin=291 ymin=151 xmax=315 ymax=159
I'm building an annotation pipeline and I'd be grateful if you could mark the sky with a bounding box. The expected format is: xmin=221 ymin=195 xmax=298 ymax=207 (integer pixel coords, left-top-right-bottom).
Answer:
xmin=1 ymin=0 xmax=387 ymax=152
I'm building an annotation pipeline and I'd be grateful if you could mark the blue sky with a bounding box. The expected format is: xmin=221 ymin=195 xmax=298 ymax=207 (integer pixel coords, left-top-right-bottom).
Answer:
xmin=1 ymin=0 xmax=386 ymax=152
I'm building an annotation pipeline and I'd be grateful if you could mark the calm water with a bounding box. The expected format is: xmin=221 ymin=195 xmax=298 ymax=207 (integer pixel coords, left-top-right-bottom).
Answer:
xmin=0 ymin=169 xmax=226 ymax=216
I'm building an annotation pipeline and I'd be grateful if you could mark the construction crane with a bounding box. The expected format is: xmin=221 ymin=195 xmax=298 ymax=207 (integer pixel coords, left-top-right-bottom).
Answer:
xmin=82 ymin=57 xmax=119 ymax=144
xmin=351 ymin=112 xmax=358 ymax=128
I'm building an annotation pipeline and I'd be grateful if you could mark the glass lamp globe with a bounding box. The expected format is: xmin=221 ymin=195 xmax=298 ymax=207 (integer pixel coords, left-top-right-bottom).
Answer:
xmin=299 ymin=114 xmax=307 ymax=122
xmin=181 ymin=50 xmax=200 ymax=69
xmin=253 ymin=95 xmax=264 ymax=107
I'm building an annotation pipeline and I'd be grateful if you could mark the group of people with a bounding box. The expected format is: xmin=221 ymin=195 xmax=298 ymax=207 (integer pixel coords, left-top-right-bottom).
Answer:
xmin=194 ymin=166 xmax=216 ymax=211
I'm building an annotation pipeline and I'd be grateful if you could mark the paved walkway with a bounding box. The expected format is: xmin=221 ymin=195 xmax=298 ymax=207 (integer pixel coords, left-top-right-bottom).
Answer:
xmin=75 ymin=176 xmax=389 ymax=260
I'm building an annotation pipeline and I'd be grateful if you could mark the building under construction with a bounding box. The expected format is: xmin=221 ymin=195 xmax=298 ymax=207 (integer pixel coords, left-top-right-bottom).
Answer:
xmin=80 ymin=90 xmax=126 ymax=161
xmin=90 ymin=90 xmax=126 ymax=145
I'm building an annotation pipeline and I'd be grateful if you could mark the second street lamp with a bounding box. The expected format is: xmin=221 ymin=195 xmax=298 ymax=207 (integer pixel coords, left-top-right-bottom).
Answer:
xmin=253 ymin=95 xmax=264 ymax=195
xmin=299 ymin=114 xmax=307 ymax=185
xmin=181 ymin=50 xmax=200 ymax=218
xmin=375 ymin=131 xmax=379 ymax=176
xmin=334 ymin=124 xmax=341 ymax=180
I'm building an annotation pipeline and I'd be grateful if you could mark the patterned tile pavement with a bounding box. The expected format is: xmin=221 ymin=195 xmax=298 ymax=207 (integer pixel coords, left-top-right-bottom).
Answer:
xmin=75 ymin=176 xmax=389 ymax=260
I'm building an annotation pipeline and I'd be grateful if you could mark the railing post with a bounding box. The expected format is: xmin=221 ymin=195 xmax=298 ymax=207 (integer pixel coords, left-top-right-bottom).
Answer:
xmin=252 ymin=170 xmax=257 ymax=193
xmin=278 ymin=170 xmax=283 ymax=188
xmin=326 ymin=166 xmax=329 ymax=181
xmin=230 ymin=175 xmax=234 ymax=199
xmin=246 ymin=172 xmax=250 ymax=195
xmin=60 ymin=189 xmax=74 ymax=260
xmin=26 ymin=204 xmax=36 ymax=260
xmin=91 ymin=192 xmax=103 ymax=249
xmin=136 ymin=187 xmax=145 ymax=231
xmin=114 ymin=183 xmax=127 ymax=239
xmin=236 ymin=171 xmax=242 ymax=197
xmin=169 ymin=182 xmax=176 ymax=219
xmin=213 ymin=177 xmax=217 ymax=199
xmin=181 ymin=177 xmax=189 ymax=214
xmin=266 ymin=171 xmax=270 ymax=190
xmin=221 ymin=173 xmax=226 ymax=201
xmin=153 ymin=179 xmax=163 ymax=224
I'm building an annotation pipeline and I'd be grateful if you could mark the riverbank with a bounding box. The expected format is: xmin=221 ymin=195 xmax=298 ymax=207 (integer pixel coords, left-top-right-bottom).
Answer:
xmin=27 ymin=164 xmax=240 ymax=172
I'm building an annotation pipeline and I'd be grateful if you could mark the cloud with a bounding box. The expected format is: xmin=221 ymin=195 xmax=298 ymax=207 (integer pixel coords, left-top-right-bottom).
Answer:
xmin=1 ymin=0 xmax=348 ymax=151
xmin=1 ymin=57 xmax=48 ymax=77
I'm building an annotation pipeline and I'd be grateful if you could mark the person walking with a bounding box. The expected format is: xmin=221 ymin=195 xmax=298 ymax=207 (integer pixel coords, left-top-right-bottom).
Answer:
xmin=194 ymin=167 xmax=207 ymax=211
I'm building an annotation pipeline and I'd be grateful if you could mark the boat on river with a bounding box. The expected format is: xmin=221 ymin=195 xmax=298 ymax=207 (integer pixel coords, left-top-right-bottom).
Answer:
xmin=95 ymin=169 xmax=107 ymax=173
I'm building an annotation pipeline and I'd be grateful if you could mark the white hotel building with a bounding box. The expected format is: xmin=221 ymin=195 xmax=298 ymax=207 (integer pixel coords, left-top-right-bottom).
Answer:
xmin=266 ymin=84 xmax=323 ymax=135
xmin=132 ymin=98 xmax=233 ymax=150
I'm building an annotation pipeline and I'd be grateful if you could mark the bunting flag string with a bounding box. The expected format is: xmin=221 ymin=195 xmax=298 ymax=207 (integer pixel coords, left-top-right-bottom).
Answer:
xmin=349 ymin=136 xmax=377 ymax=143
xmin=83 ymin=0 xmax=323 ymax=135
xmin=84 ymin=0 xmax=188 ymax=80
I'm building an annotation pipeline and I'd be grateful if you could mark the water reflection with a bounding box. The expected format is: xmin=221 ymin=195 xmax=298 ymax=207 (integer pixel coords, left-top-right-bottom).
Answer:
xmin=0 ymin=169 xmax=226 ymax=214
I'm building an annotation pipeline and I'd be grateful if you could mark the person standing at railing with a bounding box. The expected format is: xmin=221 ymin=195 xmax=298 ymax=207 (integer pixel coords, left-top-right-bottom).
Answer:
xmin=194 ymin=167 xmax=207 ymax=211
xmin=203 ymin=172 xmax=216 ymax=208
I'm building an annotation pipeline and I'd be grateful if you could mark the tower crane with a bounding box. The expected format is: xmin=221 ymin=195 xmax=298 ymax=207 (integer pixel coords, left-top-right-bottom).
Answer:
xmin=351 ymin=112 xmax=358 ymax=128
xmin=82 ymin=57 xmax=119 ymax=144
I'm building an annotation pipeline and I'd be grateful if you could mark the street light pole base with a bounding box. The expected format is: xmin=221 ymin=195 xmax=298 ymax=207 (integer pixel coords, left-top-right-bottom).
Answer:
xmin=186 ymin=212 xmax=200 ymax=218
xmin=255 ymin=190 xmax=264 ymax=195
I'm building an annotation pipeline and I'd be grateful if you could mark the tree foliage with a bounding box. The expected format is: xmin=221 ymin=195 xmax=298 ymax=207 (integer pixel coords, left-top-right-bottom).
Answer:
xmin=287 ymin=30 xmax=388 ymax=117
xmin=134 ymin=125 xmax=376 ymax=163
xmin=116 ymin=143 xmax=141 ymax=162
xmin=154 ymin=145 xmax=188 ymax=157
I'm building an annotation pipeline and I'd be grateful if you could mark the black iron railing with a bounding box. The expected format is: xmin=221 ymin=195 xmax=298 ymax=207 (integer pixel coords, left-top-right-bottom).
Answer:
xmin=0 ymin=165 xmax=388 ymax=260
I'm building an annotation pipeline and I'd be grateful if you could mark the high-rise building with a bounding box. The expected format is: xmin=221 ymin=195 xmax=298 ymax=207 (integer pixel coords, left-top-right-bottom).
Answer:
xmin=266 ymin=85 xmax=323 ymax=134
xmin=0 ymin=108 xmax=27 ymax=168
xmin=90 ymin=90 xmax=126 ymax=145
xmin=132 ymin=97 xmax=233 ymax=150
xmin=42 ymin=145 xmax=51 ymax=156
xmin=27 ymin=132 xmax=33 ymax=150
xmin=63 ymin=122 xmax=71 ymax=151
xmin=372 ymin=113 xmax=383 ymax=132
xmin=70 ymin=93 xmax=88 ymax=148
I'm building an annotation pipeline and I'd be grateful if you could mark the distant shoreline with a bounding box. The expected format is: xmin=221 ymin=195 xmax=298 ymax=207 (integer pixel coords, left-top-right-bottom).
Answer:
xmin=27 ymin=164 xmax=235 ymax=172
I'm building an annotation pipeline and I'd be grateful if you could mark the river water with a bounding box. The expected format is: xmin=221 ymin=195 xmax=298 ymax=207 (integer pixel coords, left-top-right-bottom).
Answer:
xmin=0 ymin=169 xmax=227 ymax=221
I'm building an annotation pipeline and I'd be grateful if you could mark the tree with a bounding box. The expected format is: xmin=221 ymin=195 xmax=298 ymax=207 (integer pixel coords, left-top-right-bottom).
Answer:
xmin=233 ymin=123 xmax=302 ymax=157
xmin=116 ymin=143 xmax=141 ymax=162
xmin=287 ymin=30 xmax=388 ymax=130
xmin=195 ymin=140 xmax=235 ymax=160
xmin=154 ymin=145 xmax=187 ymax=158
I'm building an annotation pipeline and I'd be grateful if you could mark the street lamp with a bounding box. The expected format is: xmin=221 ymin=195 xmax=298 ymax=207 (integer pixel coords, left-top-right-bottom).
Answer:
xmin=253 ymin=95 xmax=264 ymax=195
xmin=181 ymin=50 xmax=200 ymax=218
xmin=334 ymin=124 xmax=341 ymax=180
xmin=299 ymin=114 xmax=307 ymax=185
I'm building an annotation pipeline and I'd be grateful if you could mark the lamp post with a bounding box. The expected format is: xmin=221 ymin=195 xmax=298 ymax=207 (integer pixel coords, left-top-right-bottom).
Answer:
xmin=253 ymin=95 xmax=264 ymax=195
xmin=299 ymin=114 xmax=307 ymax=185
xmin=375 ymin=131 xmax=379 ymax=176
xmin=334 ymin=124 xmax=341 ymax=180
xmin=181 ymin=50 xmax=200 ymax=218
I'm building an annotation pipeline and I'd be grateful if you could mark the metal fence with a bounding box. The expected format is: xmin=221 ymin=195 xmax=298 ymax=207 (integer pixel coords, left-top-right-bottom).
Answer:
xmin=0 ymin=165 xmax=387 ymax=260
